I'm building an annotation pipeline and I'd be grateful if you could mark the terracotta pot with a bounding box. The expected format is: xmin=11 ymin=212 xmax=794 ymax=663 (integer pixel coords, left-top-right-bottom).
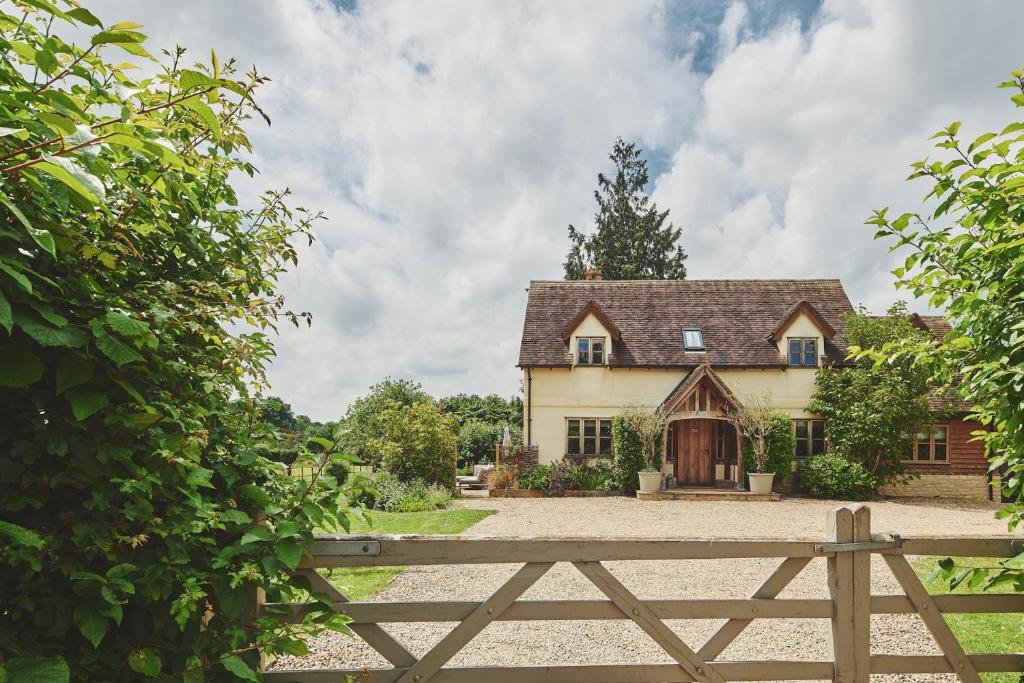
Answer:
xmin=637 ymin=471 xmax=662 ymax=494
xmin=747 ymin=472 xmax=775 ymax=495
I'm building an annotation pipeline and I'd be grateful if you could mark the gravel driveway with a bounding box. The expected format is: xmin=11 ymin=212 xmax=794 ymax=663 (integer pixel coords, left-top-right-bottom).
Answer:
xmin=272 ymin=496 xmax=1009 ymax=682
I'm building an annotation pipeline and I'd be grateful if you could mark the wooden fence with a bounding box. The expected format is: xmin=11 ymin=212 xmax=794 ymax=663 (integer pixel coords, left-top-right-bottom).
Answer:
xmin=262 ymin=505 xmax=1024 ymax=682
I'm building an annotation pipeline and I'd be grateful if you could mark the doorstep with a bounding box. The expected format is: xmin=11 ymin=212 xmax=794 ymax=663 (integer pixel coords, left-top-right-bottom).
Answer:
xmin=637 ymin=487 xmax=781 ymax=502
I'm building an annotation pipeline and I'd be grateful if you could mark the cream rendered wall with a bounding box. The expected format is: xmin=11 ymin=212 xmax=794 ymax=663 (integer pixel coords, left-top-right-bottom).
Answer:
xmin=521 ymin=310 xmax=829 ymax=465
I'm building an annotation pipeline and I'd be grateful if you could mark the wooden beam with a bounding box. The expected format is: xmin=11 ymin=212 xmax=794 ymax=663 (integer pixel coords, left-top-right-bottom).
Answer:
xmin=871 ymin=593 xmax=1024 ymax=614
xmin=574 ymin=561 xmax=725 ymax=683
xmin=850 ymin=505 xmax=871 ymax=683
xmin=395 ymin=562 xmax=553 ymax=683
xmin=883 ymin=554 xmax=982 ymax=683
xmin=828 ymin=507 xmax=856 ymax=682
xmin=698 ymin=557 xmax=811 ymax=660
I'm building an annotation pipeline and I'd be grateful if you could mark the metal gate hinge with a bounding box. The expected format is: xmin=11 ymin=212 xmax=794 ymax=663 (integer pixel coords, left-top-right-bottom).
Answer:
xmin=814 ymin=532 xmax=901 ymax=554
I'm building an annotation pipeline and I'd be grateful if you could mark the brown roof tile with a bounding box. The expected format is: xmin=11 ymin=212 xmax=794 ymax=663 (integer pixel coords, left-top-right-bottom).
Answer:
xmin=518 ymin=279 xmax=855 ymax=368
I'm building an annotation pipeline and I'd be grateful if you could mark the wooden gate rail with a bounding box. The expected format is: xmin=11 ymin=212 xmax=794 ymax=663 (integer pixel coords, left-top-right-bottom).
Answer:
xmin=263 ymin=505 xmax=1024 ymax=682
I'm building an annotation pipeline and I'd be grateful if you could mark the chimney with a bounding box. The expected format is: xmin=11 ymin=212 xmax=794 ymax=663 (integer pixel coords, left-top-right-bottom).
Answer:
xmin=585 ymin=269 xmax=603 ymax=281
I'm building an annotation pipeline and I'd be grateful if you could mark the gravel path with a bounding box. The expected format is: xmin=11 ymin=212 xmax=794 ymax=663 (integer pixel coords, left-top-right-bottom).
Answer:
xmin=272 ymin=496 xmax=1009 ymax=681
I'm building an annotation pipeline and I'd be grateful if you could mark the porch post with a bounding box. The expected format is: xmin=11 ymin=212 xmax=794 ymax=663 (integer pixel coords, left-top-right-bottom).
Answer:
xmin=734 ymin=421 xmax=745 ymax=491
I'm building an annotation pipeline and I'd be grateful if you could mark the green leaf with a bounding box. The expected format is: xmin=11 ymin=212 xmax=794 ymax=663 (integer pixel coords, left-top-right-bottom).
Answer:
xmin=127 ymin=649 xmax=161 ymax=678
xmin=94 ymin=328 xmax=143 ymax=366
xmin=275 ymin=638 xmax=309 ymax=657
xmin=56 ymin=355 xmax=93 ymax=394
xmin=186 ymin=467 xmax=215 ymax=488
xmin=66 ymin=387 xmax=108 ymax=421
xmin=37 ymin=113 xmax=77 ymax=136
xmin=0 ymin=289 xmax=11 ymax=334
xmin=4 ymin=656 xmax=69 ymax=683
xmin=0 ymin=261 xmax=32 ymax=293
xmin=105 ymin=311 xmax=149 ymax=336
xmin=73 ymin=605 xmax=109 ymax=648
xmin=0 ymin=346 xmax=43 ymax=387
xmin=182 ymin=97 xmax=221 ymax=141
xmin=34 ymin=50 xmax=58 ymax=75
xmin=34 ymin=157 xmax=104 ymax=204
xmin=13 ymin=312 xmax=87 ymax=348
xmin=91 ymin=30 xmax=146 ymax=46
xmin=220 ymin=655 xmax=257 ymax=682
xmin=67 ymin=7 xmax=103 ymax=26
xmin=0 ymin=520 xmax=44 ymax=549
xmin=0 ymin=126 xmax=25 ymax=137
xmin=0 ymin=194 xmax=55 ymax=257
xmin=239 ymin=484 xmax=271 ymax=507
xmin=275 ymin=541 xmax=304 ymax=570
xmin=240 ymin=525 xmax=273 ymax=544
xmin=179 ymin=69 xmax=218 ymax=92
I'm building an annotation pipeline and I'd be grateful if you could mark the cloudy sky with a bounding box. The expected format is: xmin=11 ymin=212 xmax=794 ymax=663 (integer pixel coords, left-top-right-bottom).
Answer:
xmin=89 ymin=0 xmax=1023 ymax=421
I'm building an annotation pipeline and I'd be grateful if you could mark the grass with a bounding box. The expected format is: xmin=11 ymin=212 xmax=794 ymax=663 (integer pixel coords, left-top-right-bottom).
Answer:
xmin=911 ymin=556 xmax=1024 ymax=683
xmin=324 ymin=508 xmax=496 ymax=601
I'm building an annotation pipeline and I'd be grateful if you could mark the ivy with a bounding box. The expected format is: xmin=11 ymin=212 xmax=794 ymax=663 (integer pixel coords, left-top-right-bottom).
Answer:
xmin=0 ymin=2 xmax=362 ymax=680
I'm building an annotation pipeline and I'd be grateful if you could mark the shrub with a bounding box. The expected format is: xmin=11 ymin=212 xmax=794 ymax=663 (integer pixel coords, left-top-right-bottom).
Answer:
xmin=564 ymin=459 xmax=616 ymax=491
xmin=798 ymin=453 xmax=878 ymax=501
xmin=742 ymin=413 xmax=797 ymax=482
xmin=612 ymin=408 xmax=663 ymax=493
xmin=518 ymin=465 xmax=553 ymax=491
xmin=375 ymin=400 xmax=459 ymax=488
xmin=361 ymin=472 xmax=453 ymax=512
xmin=458 ymin=420 xmax=503 ymax=465
xmin=486 ymin=464 xmax=519 ymax=490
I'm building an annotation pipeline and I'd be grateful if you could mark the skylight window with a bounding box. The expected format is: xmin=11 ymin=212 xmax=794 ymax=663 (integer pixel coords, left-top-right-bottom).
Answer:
xmin=683 ymin=328 xmax=704 ymax=351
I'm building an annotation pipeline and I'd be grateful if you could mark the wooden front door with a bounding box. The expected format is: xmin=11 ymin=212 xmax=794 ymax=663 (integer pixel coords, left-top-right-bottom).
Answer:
xmin=675 ymin=419 xmax=715 ymax=485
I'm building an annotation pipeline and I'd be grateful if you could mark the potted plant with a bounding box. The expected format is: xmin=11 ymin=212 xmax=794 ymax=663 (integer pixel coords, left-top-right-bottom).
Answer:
xmin=617 ymin=406 xmax=665 ymax=494
xmin=734 ymin=392 xmax=776 ymax=495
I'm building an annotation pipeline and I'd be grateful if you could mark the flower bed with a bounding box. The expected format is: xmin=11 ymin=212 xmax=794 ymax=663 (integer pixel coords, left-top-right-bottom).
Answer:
xmin=488 ymin=488 xmax=621 ymax=498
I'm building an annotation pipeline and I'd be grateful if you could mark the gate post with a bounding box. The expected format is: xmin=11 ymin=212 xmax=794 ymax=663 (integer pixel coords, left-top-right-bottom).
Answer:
xmin=827 ymin=505 xmax=870 ymax=682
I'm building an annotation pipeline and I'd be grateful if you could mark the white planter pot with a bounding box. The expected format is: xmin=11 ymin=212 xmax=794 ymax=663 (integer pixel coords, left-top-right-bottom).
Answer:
xmin=747 ymin=472 xmax=775 ymax=495
xmin=637 ymin=471 xmax=662 ymax=493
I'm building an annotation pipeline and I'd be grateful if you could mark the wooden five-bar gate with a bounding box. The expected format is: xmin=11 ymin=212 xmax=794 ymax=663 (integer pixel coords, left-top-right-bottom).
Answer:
xmin=262 ymin=505 xmax=1024 ymax=682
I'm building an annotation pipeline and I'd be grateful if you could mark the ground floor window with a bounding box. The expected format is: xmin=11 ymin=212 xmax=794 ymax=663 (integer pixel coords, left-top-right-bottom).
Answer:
xmin=903 ymin=424 xmax=948 ymax=463
xmin=567 ymin=418 xmax=612 ymax=457
xmin=793 ymin=419 xmax=825 ymax=459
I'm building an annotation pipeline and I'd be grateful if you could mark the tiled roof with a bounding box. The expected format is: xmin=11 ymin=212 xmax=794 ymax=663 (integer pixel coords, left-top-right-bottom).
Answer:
xmin=518 ymin=279 xmax=854 ymax=368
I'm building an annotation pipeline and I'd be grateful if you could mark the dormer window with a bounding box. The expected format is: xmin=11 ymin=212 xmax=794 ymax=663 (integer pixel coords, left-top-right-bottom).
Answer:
xmin=788 ymin=338 xmax=818 ymax=367
xmin=682 ymin=328 xmax=704 ymax=351
xmin=577 ymin=337 xmax=605 ymax=365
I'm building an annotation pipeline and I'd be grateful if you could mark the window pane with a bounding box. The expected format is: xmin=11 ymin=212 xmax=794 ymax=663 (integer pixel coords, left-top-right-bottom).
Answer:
xmin=795 ymin=439 xmax=808 ymax=460
xmin=583 ymin=419 xmax=596 ymax=437
xmin=933 ymin=426 xmax=947 ymax=443
xmin=916 ymin=429 xmax=929 ymax=442
xmin=599 ymin=420 xmax=611 ymax=438
xmin=803 ymin=339 xmax=817 ymax=366
xmin=811 ymin=420 xmax=825 ymax=440
xmin=568 ymin=419 xmax=580 ymax=437
xmin=583 ymin=436 xmax=597 ymax=455
xmin=794 ymin=420 xmax=808 ymax=439
xmin=934 ymin=444 xmax=947 ymax=461
xmin=812 ymin=437 xmax=825 ymax=455
xmin=684 ymin=329 xmax=703 ymax=349
xmin=591 ymin=338 xmax=604 ymax=365
xmin=917 ymin=443 xmax=931 ymax=461
xmin=577 ymin=338 xmax=589 ymax=364
xmin=599 ymin=436 xmax=612 ymax=456
xmin=788 ymin=339 xmax=801 ymax=366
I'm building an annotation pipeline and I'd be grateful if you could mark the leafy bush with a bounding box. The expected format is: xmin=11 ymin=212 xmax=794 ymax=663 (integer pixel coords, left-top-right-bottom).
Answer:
xmin=797 ymin=454 xmax=878 ymax=501
xmin=486 ymin=464 xmax=519 ymax=490
xmin=338 ymin=378 xmax=432 ymax=469
xmin=0 ymin=7 xmax=354 ymax=681
xmin=518 ymin=465 xmax=552 ymax=491
xmin=458 ymin=420 xmax=503 ymax=464
xmin=612 ymin=409 xmax=663 ymax=493
xmin=566 ymin=459 xmax=616 ymax=491
xmin=361 ymin=472 xmax=453 ymax=512
xmin=375 ymin=400 xmax=459 ymax=488
xmin=742 ymin=413 xmax=797 ymax=482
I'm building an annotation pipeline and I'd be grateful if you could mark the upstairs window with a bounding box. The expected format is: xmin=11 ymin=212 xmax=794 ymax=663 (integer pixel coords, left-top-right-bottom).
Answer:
xmin=794 ymin=419 xmax=825 ymax=459
xmin=683 ymin=328 xmax=704 ymax=351
xmin=903 ymin=425 xmax=948 ymax=463
xmin=567 ymin=418 xmax=613 ymax=457
xmin=788 ymin=338 xmax=818 ymax=367
xmin=577 ymin=337 xmax=605 ymax=365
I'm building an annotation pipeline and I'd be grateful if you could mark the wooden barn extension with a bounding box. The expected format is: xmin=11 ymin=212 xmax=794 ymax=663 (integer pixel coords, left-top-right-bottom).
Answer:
xmin=262 ymin=505 xmax=1024 ymax=682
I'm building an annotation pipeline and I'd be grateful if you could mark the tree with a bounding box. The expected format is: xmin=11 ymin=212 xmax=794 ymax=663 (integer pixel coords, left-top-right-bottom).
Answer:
xmin=375 ymin=400 xmax=459 ymax=487
xmin=611 ymin=405 xmax=664 ymax=492
xmin=338 ymin=378 xmax=431 ymax=467
xmin=741 ymin=413 xmax=797 ymax=481
xmin=0 ymin=6 xmax=355 ymax=681
xmin=564 ymin=138 xmax=686 ymax=280
xmin=808 ymin=305 xmax=934 ymax=483
xmin=259 ymin=395 xmax=299 ymax=430
xmin=732 ymin=392 xmax=778 ymax=474
xmin=440 ymin=392 xmax=521 ymax=427
xmin=866 ymin=69 xmax=1024 ymax=528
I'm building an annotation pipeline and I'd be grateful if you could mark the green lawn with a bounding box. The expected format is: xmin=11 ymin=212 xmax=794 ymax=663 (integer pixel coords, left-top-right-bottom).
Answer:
xmin=324 ymin=508 xmax=496 ymax=601
xmin=911 ymin=556 xmax=1024 ymax=683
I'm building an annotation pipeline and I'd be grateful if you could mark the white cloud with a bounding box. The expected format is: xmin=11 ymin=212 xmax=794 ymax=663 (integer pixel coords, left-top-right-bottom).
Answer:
xmin=85 ymin=0 xmax=1024 ymax=419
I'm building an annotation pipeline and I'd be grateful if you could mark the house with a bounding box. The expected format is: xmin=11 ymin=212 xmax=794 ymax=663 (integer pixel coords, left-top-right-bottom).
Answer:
xmin=516 ymin=277 xmax=992 ymax=500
